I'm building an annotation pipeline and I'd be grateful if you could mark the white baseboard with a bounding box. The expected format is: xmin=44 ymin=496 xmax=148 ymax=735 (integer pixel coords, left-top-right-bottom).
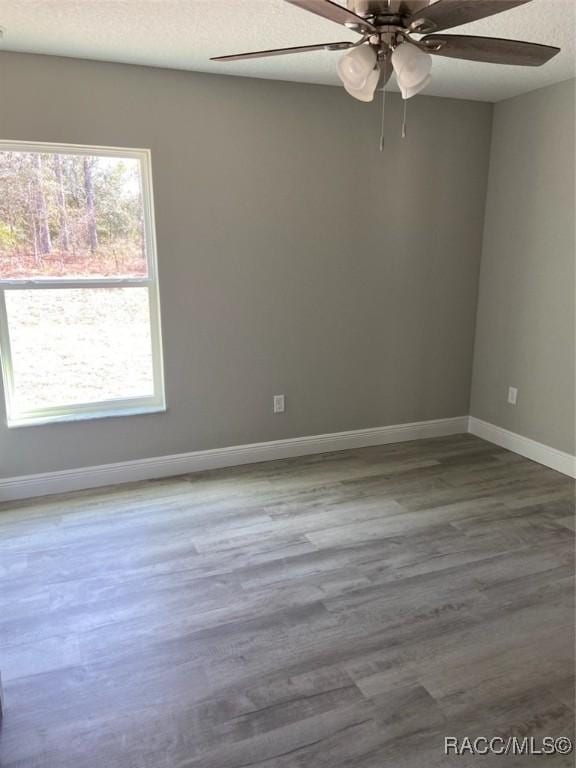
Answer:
xmin=2 ymin=415 xmax=572 ymax=503
xmin=468 ymin=416 xmax=576 ymax=479
xmin=0 ymin=416 xmax=468 ymax=502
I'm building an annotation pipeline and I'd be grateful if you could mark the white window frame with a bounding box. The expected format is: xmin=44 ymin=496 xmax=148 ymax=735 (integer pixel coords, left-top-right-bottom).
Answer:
xmin=0 ymin=140 xmax=166 ymax=428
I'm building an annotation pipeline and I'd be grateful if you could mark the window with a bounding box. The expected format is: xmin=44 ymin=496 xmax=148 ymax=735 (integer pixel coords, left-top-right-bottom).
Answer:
xmin=0 ymin=142 xmax=165 ymax=426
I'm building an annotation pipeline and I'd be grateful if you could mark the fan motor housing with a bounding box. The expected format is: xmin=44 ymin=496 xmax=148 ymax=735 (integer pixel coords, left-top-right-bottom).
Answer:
xmin=348 ymin=0 xmax=392 ymax=13
xmin=347 ymin=0 xmax=430 ymax=23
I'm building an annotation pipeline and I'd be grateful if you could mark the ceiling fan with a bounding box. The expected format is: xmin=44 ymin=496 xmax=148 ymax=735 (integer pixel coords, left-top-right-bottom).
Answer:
xmin=211 ymin=0 xmax=560 ymax=103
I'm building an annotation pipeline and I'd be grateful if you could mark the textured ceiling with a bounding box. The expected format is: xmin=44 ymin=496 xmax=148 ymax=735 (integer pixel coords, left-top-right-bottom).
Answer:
xmin=0 ymin=0 xmax=573 ymax=101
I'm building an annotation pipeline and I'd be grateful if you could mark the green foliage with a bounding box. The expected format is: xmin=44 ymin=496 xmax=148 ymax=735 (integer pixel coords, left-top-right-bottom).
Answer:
xmin=0 ymin=221 xmax=18 ymax=250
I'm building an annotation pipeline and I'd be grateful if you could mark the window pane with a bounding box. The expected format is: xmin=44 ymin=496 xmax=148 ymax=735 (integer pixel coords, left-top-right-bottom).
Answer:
xmin=5 ymin=288 xmax=155 ymax=411
xmin=0 ymin=151 xmax=148 ymax=279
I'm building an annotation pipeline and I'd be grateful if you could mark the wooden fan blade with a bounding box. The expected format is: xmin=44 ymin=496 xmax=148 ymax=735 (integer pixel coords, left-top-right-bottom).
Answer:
xmin=422 ymin=34 xmax=561 ymax=66
xmin=211 ymin=41 xmax=353 ymax=62
xmin=409 ymin=0 xmax=533 ymax=33
xmin=284 ymin=0 xmax=377 ymax=32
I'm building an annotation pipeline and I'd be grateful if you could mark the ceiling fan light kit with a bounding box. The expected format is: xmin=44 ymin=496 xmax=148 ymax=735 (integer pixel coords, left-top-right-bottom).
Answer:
xmin=391 ymin=42 xmax=433 ymax=98
xmin=342 ymin=64 xmax=381 ymax=100
xmin=337 ymin=44 xmax=377 ymax=89
xmin=212 ymin=0 xmax=560 ymax=143
xmin=399 ymin=73 xmax=432 ymax=99
xmin=337 ymin=45 xmax=382 ymax=100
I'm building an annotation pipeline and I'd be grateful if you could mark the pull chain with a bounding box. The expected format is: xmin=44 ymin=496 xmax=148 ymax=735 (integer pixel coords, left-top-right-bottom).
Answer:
xmin=379 ymin=84 xmax=387 ymax=152
xmin=378 ymin=53 xmax=391 ymax=153
xmin=401 ymin=98 xmax=408 ymax=139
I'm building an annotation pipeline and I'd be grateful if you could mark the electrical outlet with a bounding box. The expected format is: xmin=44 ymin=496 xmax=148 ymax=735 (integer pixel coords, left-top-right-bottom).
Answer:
xmin=507 ymin=386 xmax=518 ymax=405
xmin=273 ymin=394 xmax=285 ymax=414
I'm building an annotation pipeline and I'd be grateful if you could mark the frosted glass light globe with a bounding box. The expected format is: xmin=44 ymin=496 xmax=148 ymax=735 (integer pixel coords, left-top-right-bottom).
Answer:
xmin=337 ymin=45 xmax=378 ymax=90
xmin=392 ymin=43 xmax=432 ymax=99
xmin=343 ymin=66 xmax=380 ymax=102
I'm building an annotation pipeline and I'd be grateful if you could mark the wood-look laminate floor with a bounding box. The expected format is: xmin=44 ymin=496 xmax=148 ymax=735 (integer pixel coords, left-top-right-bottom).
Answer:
xmin=0 ymin=434 xmax=574 ymax=767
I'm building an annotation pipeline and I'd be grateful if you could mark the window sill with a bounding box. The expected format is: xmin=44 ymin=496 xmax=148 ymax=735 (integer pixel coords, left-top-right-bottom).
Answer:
xmin=7 ymin=404 xmax=166 ymax=428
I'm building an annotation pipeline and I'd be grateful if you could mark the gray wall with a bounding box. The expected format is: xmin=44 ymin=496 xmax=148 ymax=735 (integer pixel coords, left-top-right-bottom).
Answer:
xmin=0 ymin=52 xmax=492 ymax=478
xmin=471 ymin=79 xmax=575 ymax=455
